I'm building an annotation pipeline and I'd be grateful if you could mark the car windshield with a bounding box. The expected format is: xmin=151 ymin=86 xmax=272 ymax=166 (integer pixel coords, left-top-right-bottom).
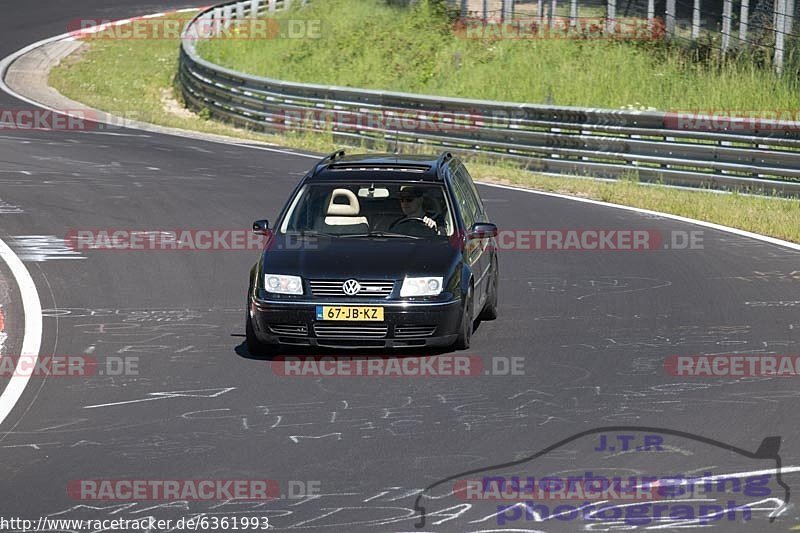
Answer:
xmin=279 ymin=182 xmax=455 ymax=238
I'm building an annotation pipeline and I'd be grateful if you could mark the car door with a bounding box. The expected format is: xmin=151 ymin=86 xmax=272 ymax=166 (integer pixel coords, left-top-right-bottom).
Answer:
xmin=451 ymin=163 xmax=491 ymax=309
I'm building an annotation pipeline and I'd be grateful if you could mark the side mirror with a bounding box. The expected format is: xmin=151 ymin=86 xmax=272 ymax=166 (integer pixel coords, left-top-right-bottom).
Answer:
xmin=252 ymin=219 xmax=270 ymax=235
xmin=468 ymin=222 xmax=497 ymax=240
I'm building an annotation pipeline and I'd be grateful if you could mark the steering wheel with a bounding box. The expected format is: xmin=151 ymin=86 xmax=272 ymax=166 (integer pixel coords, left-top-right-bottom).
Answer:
xmin=388 ymin=217 xmax=437 ymax=235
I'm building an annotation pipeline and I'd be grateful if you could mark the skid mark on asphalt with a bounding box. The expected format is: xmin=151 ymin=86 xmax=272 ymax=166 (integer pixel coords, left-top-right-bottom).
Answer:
xmin=0 ymin=198 xmax=23 ymax=213
xmin=527 ymin=276 xmax=672 ymax=300
xmin=711 ymin=270 xmax=800 ymax=282
xmin=746 ymin=301 xmax=800 ymax=307
xmin=83 ymin=387 xmax=236 ymax=409
xmin=7 ymin=235 xmax=85 ymax=262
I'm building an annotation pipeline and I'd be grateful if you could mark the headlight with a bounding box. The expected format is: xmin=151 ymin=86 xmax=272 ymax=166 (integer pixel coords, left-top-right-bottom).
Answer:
xmin=400 ymin=276 xmax=443 ymax=297
xmin=264 ymin=274 xmax=303 ymax=295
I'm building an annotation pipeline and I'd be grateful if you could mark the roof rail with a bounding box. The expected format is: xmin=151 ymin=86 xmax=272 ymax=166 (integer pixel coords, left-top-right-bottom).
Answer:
xmin=313 ymin=149 xmax=346 ymax=176
xmin=434 ymin=152 xmax=453 ymax=178
xmin=436 ymin=151 xmax=453 ymax=166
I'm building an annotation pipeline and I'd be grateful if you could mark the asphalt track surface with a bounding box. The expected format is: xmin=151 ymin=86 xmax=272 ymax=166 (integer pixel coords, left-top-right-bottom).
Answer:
xmin=1 ymin=2 xmax=800 ymax=532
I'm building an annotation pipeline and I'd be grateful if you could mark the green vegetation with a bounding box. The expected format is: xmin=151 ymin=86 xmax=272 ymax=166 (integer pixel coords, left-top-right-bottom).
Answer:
xmin=48 ymin=8 xmax=800 ymax=243
xmin=197 ymin=0 xmax=800 ymax=111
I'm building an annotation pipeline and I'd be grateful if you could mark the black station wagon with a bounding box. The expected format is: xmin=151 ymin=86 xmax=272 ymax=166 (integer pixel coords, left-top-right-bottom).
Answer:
xmin=246 ymin=150 xmax=499 ymax=354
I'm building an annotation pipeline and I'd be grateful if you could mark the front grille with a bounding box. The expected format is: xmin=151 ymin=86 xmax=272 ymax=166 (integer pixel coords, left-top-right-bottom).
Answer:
xmin=313 ymin=323 xmax=389 ymax=338
xmin=309 ymin=280 xmax=394 ymax=297
xmin=268 ymin=324 xmax=308 ymax=336
xmin=394 ymin=325 xmax=437 ymax=338
xmin=316 ymin=339 xmax=387 ymax=348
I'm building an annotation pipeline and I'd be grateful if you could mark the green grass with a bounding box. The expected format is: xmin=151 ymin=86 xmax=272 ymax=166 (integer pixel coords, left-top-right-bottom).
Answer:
xmin=48 ymin=9 xmax=800 ymax=243
xmin=197 ymin=0 xmax=800 ymax=111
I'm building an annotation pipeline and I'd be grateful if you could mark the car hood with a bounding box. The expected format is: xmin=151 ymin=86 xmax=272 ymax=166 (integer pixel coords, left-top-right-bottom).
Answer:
xmin=262 ymin=234 xmax=460 ymax=279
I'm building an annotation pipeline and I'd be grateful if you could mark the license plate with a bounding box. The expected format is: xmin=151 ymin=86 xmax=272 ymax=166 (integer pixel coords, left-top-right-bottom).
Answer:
xmin=316 ymin=306 xmax=384 ymax=321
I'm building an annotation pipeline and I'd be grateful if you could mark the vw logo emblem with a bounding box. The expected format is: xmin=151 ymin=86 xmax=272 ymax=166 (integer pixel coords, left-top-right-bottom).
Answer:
xmin=342 ymin=279 xmax=361 ymax=296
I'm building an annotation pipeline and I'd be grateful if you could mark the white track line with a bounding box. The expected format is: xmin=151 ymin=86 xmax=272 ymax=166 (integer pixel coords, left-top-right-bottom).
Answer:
xmin=479 ymin=182 xmax=800 ymax=251
xmin=0 ymin=237 xmax=42 ymax=427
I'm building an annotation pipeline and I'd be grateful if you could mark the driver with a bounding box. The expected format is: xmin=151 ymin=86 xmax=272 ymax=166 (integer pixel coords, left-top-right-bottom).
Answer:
xmin=396 ymin=186 xmax=442 ymax=233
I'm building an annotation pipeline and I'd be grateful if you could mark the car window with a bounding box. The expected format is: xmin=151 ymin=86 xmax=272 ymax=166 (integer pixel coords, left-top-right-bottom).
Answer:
xmin=451 ymin=165 xmax=480 ymax=228
xmin=457 ymin=163 xmax=488 ymax=221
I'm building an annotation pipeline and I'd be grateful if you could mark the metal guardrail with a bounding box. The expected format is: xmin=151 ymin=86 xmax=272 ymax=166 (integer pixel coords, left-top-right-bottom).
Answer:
xmin=179 ymin=0 xmax=800 ymax=196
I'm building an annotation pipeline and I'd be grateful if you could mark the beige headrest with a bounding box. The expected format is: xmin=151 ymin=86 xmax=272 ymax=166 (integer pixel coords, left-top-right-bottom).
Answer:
xmin=326 ymin=188 xmax=361 ymax=216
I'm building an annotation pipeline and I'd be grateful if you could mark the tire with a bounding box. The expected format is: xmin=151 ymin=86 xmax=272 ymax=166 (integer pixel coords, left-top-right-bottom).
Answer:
xmin=453 ymin=286 xmax=473 ymax=350
xmin=479 ymin=258 xmax=498 ymax=321
xmin=246 ymin=307 xmax=278 ymax=357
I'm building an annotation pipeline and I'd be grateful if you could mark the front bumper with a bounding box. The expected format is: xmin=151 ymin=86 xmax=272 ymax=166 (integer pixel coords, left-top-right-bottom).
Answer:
xmin=249 ymin=294 xmax=462 ymax=349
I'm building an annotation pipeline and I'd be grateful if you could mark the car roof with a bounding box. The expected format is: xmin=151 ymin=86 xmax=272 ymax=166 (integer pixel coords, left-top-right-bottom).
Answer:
xmin=305 ymin=151 xmax=456 ymax=182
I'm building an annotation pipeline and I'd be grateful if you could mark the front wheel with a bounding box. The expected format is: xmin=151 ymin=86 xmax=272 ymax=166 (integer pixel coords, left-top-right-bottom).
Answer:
xmin=453 ymin=286 xmax=473 ymax=350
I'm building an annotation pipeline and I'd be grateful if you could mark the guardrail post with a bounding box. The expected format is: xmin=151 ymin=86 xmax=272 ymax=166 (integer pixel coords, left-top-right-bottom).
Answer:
xmin=222 ymin=5 xmax=233 ymax=29
xmin=775 ymin=0 xmax=787 ymax=73
xmin=607 ymin=0 xmax=616 ymax=33
xmin=739 ymin=0 xmax=748 ymax=41
xmin=570 ymin=0 xmax=578 ymax=28
xmin=721 ymin=0 xmax=732 ymax=52
xmin=788 ymin=0 xmax=795 ymax=38
xmin=691 ymin=0 xmax=700 ymax=38
xmin=213 ymin=7 xmax=223 ymax=36
xmin=269 ymin=0 xmax=277 ymax=12
xmin=502 ymin=0 xmax=514 ymax=20
xmin=236 ymin=2 xmax=245 ymax=19
xmin=665 ymin=0 xmax=675 ymax=37
xmin=647 ymin=0 xmax=654 ymax=33
xmin=537 ymin=0 xmax=543 ymax=20
xmin=551 ymin=0 xmax=558 ymax=27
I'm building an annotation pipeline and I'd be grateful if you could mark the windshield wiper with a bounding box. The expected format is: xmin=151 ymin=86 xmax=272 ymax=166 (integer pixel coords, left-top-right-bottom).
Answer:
xmin=340 ymin=231 xmax=421 ymax=239
xmin=284 ymin=230 xmax=334 ymax=237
